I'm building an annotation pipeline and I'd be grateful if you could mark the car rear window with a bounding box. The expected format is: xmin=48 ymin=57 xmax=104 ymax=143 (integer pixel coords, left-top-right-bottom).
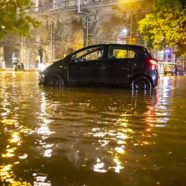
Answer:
xmin=109 ymin=47 xmax=136 ymax=59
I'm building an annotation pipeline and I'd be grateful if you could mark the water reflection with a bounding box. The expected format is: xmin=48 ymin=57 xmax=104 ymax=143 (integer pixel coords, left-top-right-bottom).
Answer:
xmin=0 ymin=73 xmax=34 ymax=185
xmin=0 ymin=119 xmax=32 ymax=185
xmin=36 ymin=84 xmax=172 ymax=177
xmin=1 ymin=72 xmax=185 ymax=186
xmin=36 ymin=117 xmax=55 ymax=158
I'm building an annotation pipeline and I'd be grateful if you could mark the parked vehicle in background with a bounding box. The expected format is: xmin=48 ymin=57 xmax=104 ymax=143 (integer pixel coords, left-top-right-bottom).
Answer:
xmin=39 ymin=44 xmax=159 ymax=90
xmin=175 ymin=65 xmax=185 ymax=75
xmin=159 ymin=62 xmax=185 ymax=76
xmin=164 ymin=63 xmax=176 ymax=75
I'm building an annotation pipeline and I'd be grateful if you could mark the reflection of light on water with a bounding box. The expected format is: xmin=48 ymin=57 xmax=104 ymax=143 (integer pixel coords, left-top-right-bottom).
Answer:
xmin=0 ymin=164 xmax=31 ymax=186
xmin=43 ymin=144 xmax=54 ymax=158
xmin=33 ymin=173 xmax=51 ymax=186
xmin=141 ymin=141 xmax=150 ymax=145
xmin=37 ymin=91 xmax=55 ymax=161
xmin=117 ymin=129 xmax=132 ymax=140
xmin=44 ymin=149 xmax=53 ymax=158
xmin=115 ymin=147 xmax=125 ymax=154
xmin=1 ymin=119 xmax=17 ymax=125
xmin=1 ymin=100 xmax=11 ymax=117
xmin=2 ymin=129 xmax=22 ymax=158
xmin=161 ymin=77 xmax=174 ymax=99
xmin=37 ymin=124 xmax=54 ymax=136
xmin=113 ymin=117 xmax=132 ymax=173
xmin=0 ymin=87 xmax=52 ymax=185
xmin=90 ymin=86 xmax=172 ymax=174
xmin=2 ymin=130 xmax=22 ymax=158
xmin=0 ymin=164 xmax=13 ymax=183
xmin=9 ymin=132 xmax=21 ymax=143
xmin=93 ymin=158 xmax=107 ymax=173
xmin=92 ymin=131 xmax=107 ymax=137
xmin=2 ymin=147 xmax=16 ymax=158
xmin=117 ymin=117 xmax=128 ymax=127
xmin=144 ymin=86 xmax=170 ymax=127
xmin=0 ymin=118 xmax=31 ymax=185
xmin=98 ymin=139 xmax=109 ymax=147
xmin=90 ymin=116 xmax=132 ymax=173
xmin=37 ymin=122 xmax=55 ymax=157
xmin=113 ymin=157 xmax=124 ymax=173
xmin=40 ymin=92 xmax=47 ymax=115
xmin=18 ymin=154 xmax=28 ymax=160
xmin=0 ymin=74 xmax=33 ymax=185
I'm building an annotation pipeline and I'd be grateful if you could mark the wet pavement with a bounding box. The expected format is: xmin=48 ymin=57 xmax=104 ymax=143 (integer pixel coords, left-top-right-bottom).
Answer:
xmin=0 ymin=71 xmax=186 ymax=186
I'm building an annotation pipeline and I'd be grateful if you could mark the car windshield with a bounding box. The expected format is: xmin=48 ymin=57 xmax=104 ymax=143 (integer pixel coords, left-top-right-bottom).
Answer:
xmin=74 ymin=47 xmax=103 ymax=61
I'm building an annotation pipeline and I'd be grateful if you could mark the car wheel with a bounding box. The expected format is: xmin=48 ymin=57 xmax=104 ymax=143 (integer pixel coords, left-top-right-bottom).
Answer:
xmin=130 ymin=76 xmax=152 ymax=90
xmin=45 ymin=74 xmax=64 ymax=87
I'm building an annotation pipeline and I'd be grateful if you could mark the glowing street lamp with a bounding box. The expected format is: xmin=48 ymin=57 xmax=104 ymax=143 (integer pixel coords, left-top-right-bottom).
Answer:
xmin=117 ymin=27 xmax=128 ymax=44
xmin=121 ymin=28 xmax=128 ymax=36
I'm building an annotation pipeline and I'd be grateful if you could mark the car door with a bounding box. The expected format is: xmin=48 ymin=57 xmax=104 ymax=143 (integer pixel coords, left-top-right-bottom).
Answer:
xmin=68 ymin=46 xmax=104 ymax=85
xmin=103 ymin=45 xmax=136 ymax=86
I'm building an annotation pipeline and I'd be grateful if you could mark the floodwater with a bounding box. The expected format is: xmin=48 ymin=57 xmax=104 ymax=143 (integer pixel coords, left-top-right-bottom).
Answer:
xmin=0 ymin=72 xmax=186 ymax=186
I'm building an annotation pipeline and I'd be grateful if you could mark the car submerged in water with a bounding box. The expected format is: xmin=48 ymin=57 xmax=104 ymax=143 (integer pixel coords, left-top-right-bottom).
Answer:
xmin=39 ymin=44 xmax=159 ymax=90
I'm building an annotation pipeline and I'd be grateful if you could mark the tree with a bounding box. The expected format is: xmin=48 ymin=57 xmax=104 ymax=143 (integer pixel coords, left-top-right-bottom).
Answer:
xmin=138 ymin=0 xmax=186 ymax=56
xmin=0 ymin=0 xmax=39 ymax=40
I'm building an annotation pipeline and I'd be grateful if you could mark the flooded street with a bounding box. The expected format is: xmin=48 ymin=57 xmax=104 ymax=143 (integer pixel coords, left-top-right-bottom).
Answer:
xmin=0 ymin=71 xmax=186 ymax=186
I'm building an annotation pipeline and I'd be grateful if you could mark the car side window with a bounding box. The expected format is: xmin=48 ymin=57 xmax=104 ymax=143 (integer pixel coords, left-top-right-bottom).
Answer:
xmin=73 ymin=47 xmax=103 ymax=62
xmin=108 ymin=47 xmax=136 ymax=59
xmin=128 ymin=50 xmax=136 ymax=58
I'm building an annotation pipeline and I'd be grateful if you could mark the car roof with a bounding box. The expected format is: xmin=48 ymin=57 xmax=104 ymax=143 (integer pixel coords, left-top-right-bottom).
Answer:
xmin=85 ymin=43 xmax=145 ymax=49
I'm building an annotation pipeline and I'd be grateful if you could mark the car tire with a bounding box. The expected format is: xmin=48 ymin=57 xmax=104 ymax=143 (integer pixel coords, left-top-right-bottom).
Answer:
xmin=130 ymin=76 xmax=152 ymax=90
xmin=44 ymin=74 xmax=64 ymax=87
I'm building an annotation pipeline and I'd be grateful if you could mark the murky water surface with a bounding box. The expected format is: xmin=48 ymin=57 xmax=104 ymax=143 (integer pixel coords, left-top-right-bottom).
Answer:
xmin=0 ymin=72 xmax=186 ymax=186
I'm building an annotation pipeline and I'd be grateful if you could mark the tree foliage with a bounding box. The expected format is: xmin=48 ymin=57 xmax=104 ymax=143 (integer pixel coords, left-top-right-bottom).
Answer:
xmin=138 ymin=0 xmax=186 ymax=55
xmin=0 ymin=0 xmax=39 ymax=40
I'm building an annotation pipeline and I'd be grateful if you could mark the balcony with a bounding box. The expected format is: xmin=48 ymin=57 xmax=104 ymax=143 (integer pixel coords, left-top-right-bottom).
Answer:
xmin=31 ymin=0 xmax=115 ymax=13
xmin=31 ymin=0 xmax=145 ymax=14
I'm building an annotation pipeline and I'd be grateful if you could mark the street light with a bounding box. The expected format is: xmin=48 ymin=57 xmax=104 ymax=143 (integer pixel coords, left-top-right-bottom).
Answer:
xmin=117 ymin=27 xmax=128 ymax=44
xmin=121 ymin=28 xmax=128 ymax=36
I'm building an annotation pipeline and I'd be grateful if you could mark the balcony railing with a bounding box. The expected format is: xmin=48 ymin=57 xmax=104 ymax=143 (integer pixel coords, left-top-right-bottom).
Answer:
xmin=30 ymin=0 xmax=119 ymax=14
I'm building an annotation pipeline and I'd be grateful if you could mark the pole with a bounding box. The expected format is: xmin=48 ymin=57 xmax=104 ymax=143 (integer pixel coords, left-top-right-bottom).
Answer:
xmin=76 ymin=0 xmax=91 ymax=47
xmin=50 ymin=22 xmax=54 ymax=61
xmin=77 ymin=0 xmax=81 ymax=13
xmin=130 ymin=12 xmax=133 ymax=44
xmin=86 ymin=17 xmax=89 ymax=46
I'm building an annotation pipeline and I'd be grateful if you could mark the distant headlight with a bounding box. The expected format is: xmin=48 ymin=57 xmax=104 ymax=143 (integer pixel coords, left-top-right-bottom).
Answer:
xmin=39 ymin=63 xmax=51 ymax=72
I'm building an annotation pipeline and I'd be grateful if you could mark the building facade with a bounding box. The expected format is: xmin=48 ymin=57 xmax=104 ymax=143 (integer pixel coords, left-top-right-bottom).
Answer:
xmin=0 ymin=0 xmax=153 ymax=70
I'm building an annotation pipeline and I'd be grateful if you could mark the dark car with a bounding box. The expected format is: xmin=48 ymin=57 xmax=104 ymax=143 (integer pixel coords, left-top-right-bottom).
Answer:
xmin=39 ymin=44 xmax=159 ymax=90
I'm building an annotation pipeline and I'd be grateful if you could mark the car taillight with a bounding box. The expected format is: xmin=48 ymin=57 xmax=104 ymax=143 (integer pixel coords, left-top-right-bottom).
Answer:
xmin=148 ymin=59 xmax=158 ymax=70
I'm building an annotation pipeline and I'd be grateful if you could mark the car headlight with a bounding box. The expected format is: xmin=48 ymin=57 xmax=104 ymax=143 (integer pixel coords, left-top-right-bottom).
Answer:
xmin=39 ymin=63 xmax=51 ymax=72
